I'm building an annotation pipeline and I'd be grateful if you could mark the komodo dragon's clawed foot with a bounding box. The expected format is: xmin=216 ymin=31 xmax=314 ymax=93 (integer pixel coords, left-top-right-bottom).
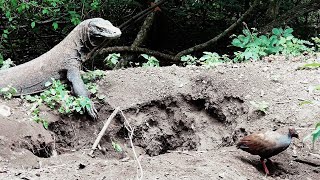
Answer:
xmin=86 ymin=102 xmax=98 ymax=119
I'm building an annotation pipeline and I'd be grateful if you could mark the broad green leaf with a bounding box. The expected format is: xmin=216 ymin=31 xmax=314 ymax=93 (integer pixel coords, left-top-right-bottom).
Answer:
xmin=272 ymin=28 xmax=281 ymax=36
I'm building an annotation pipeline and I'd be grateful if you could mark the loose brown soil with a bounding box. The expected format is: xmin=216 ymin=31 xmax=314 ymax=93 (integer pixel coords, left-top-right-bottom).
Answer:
xmin=0 ymin=58 xmax=319 ymax=180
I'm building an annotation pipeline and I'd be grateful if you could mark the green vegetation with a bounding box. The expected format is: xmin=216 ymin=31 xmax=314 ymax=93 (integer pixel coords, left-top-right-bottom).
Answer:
xmin=231 ymin=27 xmax=312 ymax=62
xmin=112 ymin=141 xmax=123 ymax=152
xmin=24 ymin=79 xmax=92 ymax=128
xmin=180 ymin=52 xmax=230 ymax=68
xmin=180 ymin=55 xmax=198 ymax=66
xmin=312 ymin=36 xmax=320 ymax=51
xmin=22 ymin=70 xmax=104 ymax=128
xmin=104 ymin=53 xmax=121 ymax=69
xmin=304 ymin=122 xmax=320 ymax=150
xmin=0 ymin=58 xmax=14 ymax=70
xmin=199 ymin=52 xmax=230 ymax=68
xmin=0 ymin=85 xmax=17 ymax=99
xmin=298 ymin=100 xmax=313 ymax=106
xmin=141 ymin=54 xmax=160 ymax=67
xmin=298 ymin=62 xmax=320 ymax=70
xmin=0 ymin=70 xmax=103 ymax=128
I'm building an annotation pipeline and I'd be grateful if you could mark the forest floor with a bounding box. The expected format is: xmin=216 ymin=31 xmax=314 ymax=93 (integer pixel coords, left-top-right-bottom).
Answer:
xmin=0 ymin=56 xmax=320 ymax=180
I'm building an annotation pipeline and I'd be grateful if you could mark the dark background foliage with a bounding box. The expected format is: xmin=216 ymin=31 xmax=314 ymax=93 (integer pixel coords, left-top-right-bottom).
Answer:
xmin=0 ymin=0 xmax=319 ymax=64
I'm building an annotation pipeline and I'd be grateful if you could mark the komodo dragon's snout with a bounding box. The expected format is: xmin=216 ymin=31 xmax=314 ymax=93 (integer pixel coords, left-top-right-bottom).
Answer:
xmin=0 ymin=18 xmax=122 ymax=120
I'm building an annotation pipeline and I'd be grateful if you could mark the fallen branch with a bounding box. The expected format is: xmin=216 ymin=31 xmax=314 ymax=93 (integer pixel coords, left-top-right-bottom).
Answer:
xmin=88 ymin=107 xmax=120 ymax=157
xmin=294 ymin=158 xmax=320 ymax=167
xmin=120 ymin=109 xmax=143 ymax=180
xmin=87 ymin=0 xmax=168 ymax=60
xmin=175 ymin=0 xmax=260 ymax=58
xmin=101 ymin=46 xmax=178 ymax=63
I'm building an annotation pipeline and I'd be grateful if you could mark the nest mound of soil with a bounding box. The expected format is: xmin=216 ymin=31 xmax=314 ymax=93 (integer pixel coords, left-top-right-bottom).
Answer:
xmin=0 ymin=60 xmax=319 ymax=179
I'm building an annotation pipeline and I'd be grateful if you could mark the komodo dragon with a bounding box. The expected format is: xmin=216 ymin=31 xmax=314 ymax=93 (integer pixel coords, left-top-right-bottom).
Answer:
xmin=0 ymin=18 xmax=122 ymax=119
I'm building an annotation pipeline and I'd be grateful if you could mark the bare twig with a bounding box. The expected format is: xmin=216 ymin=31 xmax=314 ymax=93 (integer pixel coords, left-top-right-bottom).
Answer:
xmin=119 ymin=109 xmax=143 ymax=180
xmin=175 ymin=0 xmax=260 ymax=58
xmin=294 ymin=158 xmax=320 ymax=167
xmin=89 ymin=107 xmax=120 ymax=157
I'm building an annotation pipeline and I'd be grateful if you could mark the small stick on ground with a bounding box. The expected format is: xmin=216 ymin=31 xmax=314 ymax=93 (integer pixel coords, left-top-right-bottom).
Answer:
xmin=88 ymin=107 xmax=120 ymax=157
xmin=294 ymin=158 xmax=320 ymax=167
xmin=120 ymin=109 xmax=144 ymax=180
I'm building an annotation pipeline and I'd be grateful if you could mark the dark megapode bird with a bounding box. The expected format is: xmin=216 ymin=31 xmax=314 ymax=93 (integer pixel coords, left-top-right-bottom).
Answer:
xmin=237 ymin=128 xmax=299 ymax=175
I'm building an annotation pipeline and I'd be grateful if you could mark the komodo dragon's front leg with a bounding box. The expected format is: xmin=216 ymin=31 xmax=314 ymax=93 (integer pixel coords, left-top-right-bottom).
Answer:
xmin=67 ymin=65 xmax=98 ymax=119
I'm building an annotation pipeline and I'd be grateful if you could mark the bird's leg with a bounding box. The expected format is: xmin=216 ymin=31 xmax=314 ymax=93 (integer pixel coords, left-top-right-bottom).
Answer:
xmin=266 ymin=158 xmax=273 ymax=165
xmin=260 ymin=158 xmax=270 ymax=175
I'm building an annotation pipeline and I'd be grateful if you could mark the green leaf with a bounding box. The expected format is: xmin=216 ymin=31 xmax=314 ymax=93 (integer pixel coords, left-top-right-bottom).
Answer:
xmin=42 ymin=9 xmax=49 ymax=15
xmin=231 ymin=39 xmax=242 ymax=47
xmin=272 ymin=28 xmax=281 ymax=36
xmin=299 ymin=100 xmax=312 ymax=106
xmin=45 ymin=81 xmax=52 ymax=87
xmin=31 ymin=21 xmax=36 ymax=28
xmin=52 ymin=22 xmax=58 ymax=30
xmin=112 ymin=141 xmax=123 ymax=152
xmin=43 ymin=120 xmax=49 ymax=129
xmin=284 ymin=28 xmax=293 ymax=35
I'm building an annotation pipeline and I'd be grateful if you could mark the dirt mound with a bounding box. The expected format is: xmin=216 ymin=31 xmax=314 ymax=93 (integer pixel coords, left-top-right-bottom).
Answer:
xmin=0 ymin=61 xmax=320 ymax=179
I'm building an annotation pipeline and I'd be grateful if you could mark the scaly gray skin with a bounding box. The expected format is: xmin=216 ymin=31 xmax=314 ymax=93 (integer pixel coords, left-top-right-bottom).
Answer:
xmin=0 ymin=18 xmax=122 ymax=119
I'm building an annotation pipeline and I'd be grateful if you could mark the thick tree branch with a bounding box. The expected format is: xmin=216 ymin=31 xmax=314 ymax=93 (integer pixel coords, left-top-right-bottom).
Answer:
xmin=100 ymin=46 xmax=177 ymax=62
xmin=175 ymin=0 xmax=260 ymax=58
xmin=132 ymin=0 xmax=160 ymax=47
xmin=260 ymin=0 xmax=320 ymax=33
xmin=86 ymin=0 xmax=167 ymax=61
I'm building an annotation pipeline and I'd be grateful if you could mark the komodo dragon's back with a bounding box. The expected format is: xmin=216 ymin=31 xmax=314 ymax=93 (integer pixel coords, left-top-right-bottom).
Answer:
xmin=0 ymin=18 xmax=122 ymax=118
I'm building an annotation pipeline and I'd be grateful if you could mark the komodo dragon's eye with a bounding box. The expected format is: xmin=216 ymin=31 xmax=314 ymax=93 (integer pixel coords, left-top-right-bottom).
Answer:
xmin=96 ymin=26 xmax=103 ymax=32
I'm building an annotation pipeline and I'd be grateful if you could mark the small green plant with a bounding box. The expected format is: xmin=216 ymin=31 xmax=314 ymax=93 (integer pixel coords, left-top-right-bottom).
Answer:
xmin=250 ymin=101 xmax=269 ymax=114
xmin=303 ymin=122 xmax=320 ymax=150
xmin=104 ymin=53 xmax=120 ymax=69
xmin=231 ymin=27 xmax=312 ymax=62
xmin=0 ymin=58 xmax=14 ymax=69
xmin=112 ymin=141 xmax=123 ymax=152
xmin=312 ymin=36 xmax=320 ymax=51
xmin=297 ymin=62 xmax=320 ymax=70
xmin=26 ymin=70 xmax=104 ymax=128
xmin=30 ymin=106 xmax=49 ymax=129
xmin=141 ymin=54 xmax=160 ymax=67
xmin=180 ymin=55 xmax=198 ymax=66
xmin=0 ymin=85 xmax=17 ymax=99
xmin=199 ymin=52 xmax=229 ymax=68
xmin=299 ymin=100 xmax=313 ymax=106
xmin=81 ymin=70 xmax=105 ymax=84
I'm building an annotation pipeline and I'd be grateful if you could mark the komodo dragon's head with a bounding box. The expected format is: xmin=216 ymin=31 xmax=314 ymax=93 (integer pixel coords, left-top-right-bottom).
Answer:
xmin=84 ymin=18 xmax=121 ymax=47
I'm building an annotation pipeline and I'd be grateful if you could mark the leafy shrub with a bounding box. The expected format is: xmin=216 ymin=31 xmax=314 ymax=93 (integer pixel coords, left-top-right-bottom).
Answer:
xmin=199 ymin=52 xmax=230 ymax=68
xmin=231 ymin=27 xmax=313 ymax=62
xmin=312 ymin=36 xmax=320 ymax=51
xmin=104 ymin=53 xmax=121 ymax=69
xmin=0 ymin=86 xmax=17 ymax=99
xmin=180 ymin=55 xmax=198 ymax=66
xmin=25 ymin=70 xmax=104 ymax=128
xmin=141 ymin=54 xmax=160 ymax=67
xmin=25 ymin=79 xmax=92 ymax=115
xmin=180 ymin=52 xmax=230 ymax=68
